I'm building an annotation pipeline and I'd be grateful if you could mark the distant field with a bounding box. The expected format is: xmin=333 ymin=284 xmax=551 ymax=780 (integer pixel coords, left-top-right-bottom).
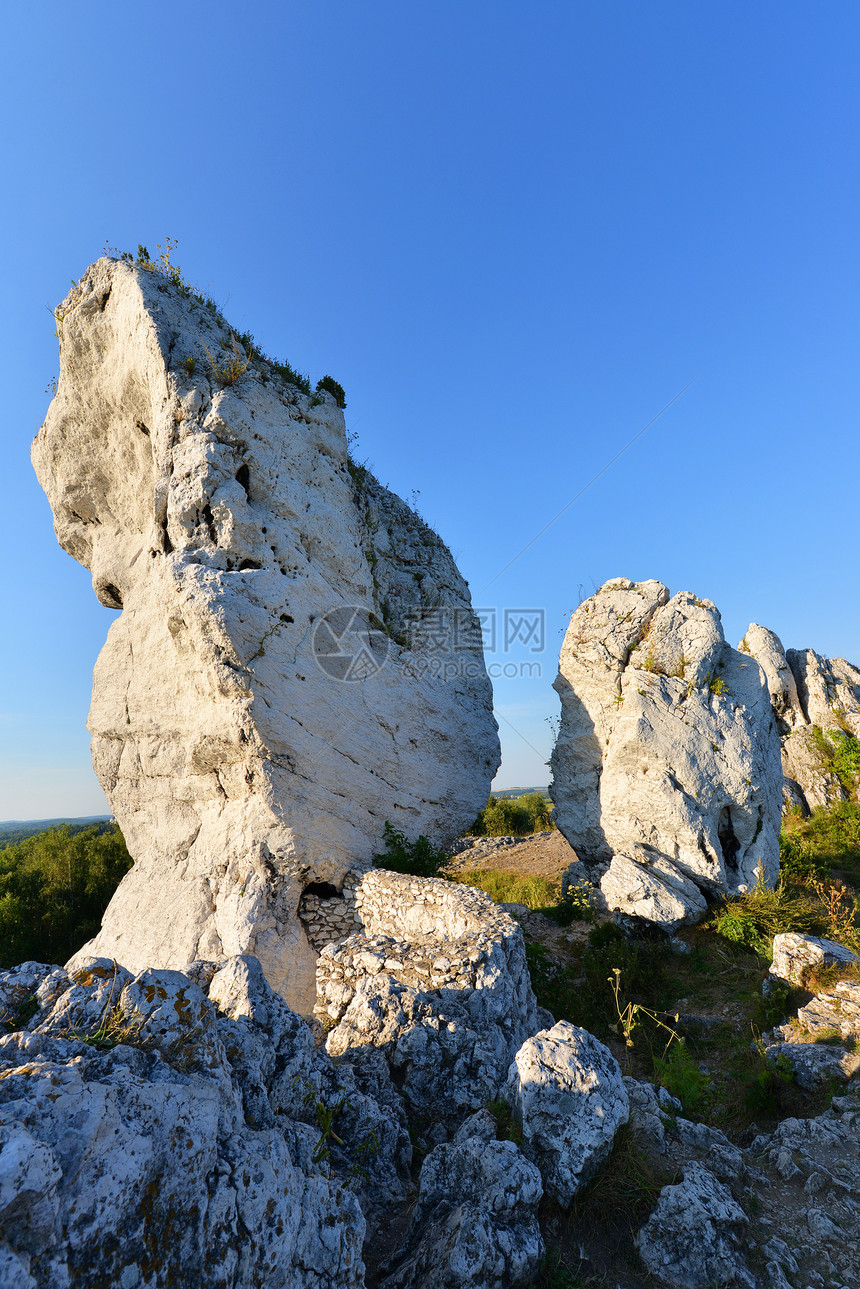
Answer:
xmin=0 ymin=816 xmax=112 ymax=847
xmin=490 ymin=785 xmax=548 ymax=799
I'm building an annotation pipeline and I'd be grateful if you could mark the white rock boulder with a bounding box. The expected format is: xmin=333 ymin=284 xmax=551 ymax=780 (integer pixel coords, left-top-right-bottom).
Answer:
xmin=769 ymin=931 xmax=859 ymax=987
xmin=380 ymin=1111 xmax=544 ymax=1289
xmin=635 ymin=1163 xmax=755 ymax=1288
xmin=550 ymin=579 xmax=783 ymax=928
xmin=32 ymin=257 xmax=499 ymax=1011
xmin=503 ymin=1021 xmax=628 ymax=1207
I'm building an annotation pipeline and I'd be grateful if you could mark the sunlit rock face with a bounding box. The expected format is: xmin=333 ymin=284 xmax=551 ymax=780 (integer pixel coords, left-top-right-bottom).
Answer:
xmin=550 ymin=578 xmax=782 ymax=929
xmin=743 ymin=624 xmax=860 ymax=812
xmin=32 ymin=257 xmax=499 ymax=1010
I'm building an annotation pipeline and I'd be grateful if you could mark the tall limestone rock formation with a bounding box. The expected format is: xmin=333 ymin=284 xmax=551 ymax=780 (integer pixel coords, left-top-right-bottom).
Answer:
xmin=741 ymin=624 xmax=860 ymax=811
xmin=32 ymin=257 xmax=500 ymax=1011
xmin=550 ymin=579 xmax=782 ymax=929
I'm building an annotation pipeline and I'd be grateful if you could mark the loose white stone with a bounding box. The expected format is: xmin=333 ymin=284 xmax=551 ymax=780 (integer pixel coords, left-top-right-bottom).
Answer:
xmin=504 ymin=1021 xmax=628 ymax=1206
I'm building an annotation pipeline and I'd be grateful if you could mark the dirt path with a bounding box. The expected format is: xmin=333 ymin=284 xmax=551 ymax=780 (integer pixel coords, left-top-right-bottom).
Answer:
xmin=444 ymin=829 xmax=580 ymax=878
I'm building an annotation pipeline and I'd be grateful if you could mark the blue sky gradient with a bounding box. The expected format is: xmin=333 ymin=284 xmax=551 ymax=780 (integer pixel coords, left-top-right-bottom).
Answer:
xmin=2 ymin=2 xmax=858 ymax=818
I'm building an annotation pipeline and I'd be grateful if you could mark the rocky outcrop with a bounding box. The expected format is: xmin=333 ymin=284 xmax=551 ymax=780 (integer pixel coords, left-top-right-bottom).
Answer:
xmin=765 ymin=975 xmax=860 ymax=1089
xmin=550 ymin=579 xmax=783 ymax=929
xmin=503 ymin=1021 xmax=628 ymax=1206
xmin=32 ymin=258 xmax=499 ymax=1010
xmin=380 ymin=1111 xmax=544 ymax=1289
xmin=627 ymin=1079 xmax=860 ymax=1289
xmin=635 ymin=1163 xmax=755 ymax=1288
xmin=742 ymin=627 xmax=860 ymax=813
xmin=316 ymin=871 xmax=540 ymax=1116
xmin=0 ymin=954 xmax=415 ymax=1288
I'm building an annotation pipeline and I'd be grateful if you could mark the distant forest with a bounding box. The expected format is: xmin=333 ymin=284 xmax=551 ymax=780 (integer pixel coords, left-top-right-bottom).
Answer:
xmin=0 ymin=815 xmax=111 ymax=847
xmin=0 ymin=823 xmax=132 ymax=969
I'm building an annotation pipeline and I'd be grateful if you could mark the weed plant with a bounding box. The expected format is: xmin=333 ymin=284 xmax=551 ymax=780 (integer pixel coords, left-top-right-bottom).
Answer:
xmin=712 ymin=880 xmax=821 ymax=957
xmin=64 ymin=1001 xmax=146 ymax=1052
xmin=653 ymin=1041 xmax=712 ymax=1116
xmin=373 ymin=822 xmax=448 ymax=878
xmin=525 ymin=922 xmax=667 ymax=1043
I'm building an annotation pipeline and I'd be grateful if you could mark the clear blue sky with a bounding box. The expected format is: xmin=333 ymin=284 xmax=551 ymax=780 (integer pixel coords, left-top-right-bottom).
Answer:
xmin=2 ymin=1 xmax=858 ymax=820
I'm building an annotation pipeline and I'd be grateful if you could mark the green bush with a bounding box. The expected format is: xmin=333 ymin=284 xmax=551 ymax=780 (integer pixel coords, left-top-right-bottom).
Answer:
xmin=469 ymin=791 xmax=555 ymax=836
xmin=654 ymin=1041 xmax=712 ymax=1117
xmin=373 ymin=821 xmax=448 ymax=878
xmin=0 ymin=824 xmax=132 ymax=969
xmin=811 ymin=725 xmax=860 ymax=794
xmin=788 ymin=800 xmax=860 ymax=867
xmin=778 ymin=826 xmax=825 ymax=885
xmin=712 ymin=881 xmax=820 ymax=958
xmin=526 ymin=922 xmax=666 ymax=1041
xmin=315 ymin=375 xmax=346 ymax=408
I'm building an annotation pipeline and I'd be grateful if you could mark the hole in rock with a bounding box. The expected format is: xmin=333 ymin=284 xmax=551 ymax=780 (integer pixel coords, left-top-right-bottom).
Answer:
xmin=200 ymin=503 xmax=217 ymax=543
xmin=235 ymin=463 xmax=251 ymax=496
xmin=135 ymin=419 xmax=150 ymax=436
xmin=98 ymin=583 xmax=123 ymax=609
xmin=238 ymin=558 xmax=261 ymax=571
xmin=302 ymin=881 xmax=340 ymax=900
xmin=718 ymin=807 xmax=740 ymax=875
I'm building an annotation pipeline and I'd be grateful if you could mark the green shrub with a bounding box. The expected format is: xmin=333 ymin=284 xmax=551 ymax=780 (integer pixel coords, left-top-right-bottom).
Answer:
xmin=0 ymin=824 xmax=132 ymax=969
xmin=831 ymin=730 xmax=860 ymax=793
xmin=373 ymin=821 xmax=448 ymax=878
xmin=654 ymin=1041 xmax=712 ymax=1117
xmin=315 ymin=375 xmax=346 ymax=408
xmin=811 ymin=725 xmax=860 ymax=794
xmin=469 ymin=791 xmax=555 ymax=836
xmin=270 ymin=358 xmax=311 ymax=395
xmin=712 ymin=881 xmax=820 ymax=958
xmin=778 ymin=826 xmax=825 ymax=885
xmin=544 ymin=875 xmax=596 ymax=926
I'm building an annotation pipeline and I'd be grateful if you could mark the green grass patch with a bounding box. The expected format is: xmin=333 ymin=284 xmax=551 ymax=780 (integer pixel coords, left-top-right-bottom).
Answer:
xmin=451 ymin=868 xmax=560 ymax=909
xmin=452 ymin=868 xmax=595 ymax=926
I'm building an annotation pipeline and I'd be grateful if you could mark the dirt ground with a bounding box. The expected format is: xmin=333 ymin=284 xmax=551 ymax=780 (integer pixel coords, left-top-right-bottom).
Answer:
xmin=444 ymin=830 xmax=580 ymax=878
